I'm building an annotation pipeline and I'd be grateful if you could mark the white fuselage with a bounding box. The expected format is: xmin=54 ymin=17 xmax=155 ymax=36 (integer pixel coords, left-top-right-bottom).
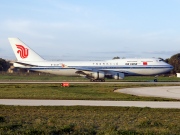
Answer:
xmin=9 ymin=38 xmax=173 ymax=80
xmin=14 ymin=58 xmax=173 ymax=76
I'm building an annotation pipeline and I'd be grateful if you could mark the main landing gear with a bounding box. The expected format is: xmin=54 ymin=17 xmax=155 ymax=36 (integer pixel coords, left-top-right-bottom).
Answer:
xmin=90 ymin=79 xmax=105 ymax=82
xmin=154 ymin=75 xmax=158 ymax=82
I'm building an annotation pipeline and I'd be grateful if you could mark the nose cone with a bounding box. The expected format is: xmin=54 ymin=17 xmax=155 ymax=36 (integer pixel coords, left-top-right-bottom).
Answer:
xmin=168 ymin=63 xmax=174 ymax=69
xmin=168 ymin=64 xmax=174 ymax=71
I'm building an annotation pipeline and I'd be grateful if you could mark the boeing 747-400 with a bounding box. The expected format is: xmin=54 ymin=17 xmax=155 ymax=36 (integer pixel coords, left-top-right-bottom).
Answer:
xmin=8 ymin=38 xmax=173 ymax=82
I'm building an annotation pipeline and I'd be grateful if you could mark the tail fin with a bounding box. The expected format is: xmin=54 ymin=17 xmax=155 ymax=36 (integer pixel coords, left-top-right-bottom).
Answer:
xmin=8 ymin=38 xmax=45 ymax=62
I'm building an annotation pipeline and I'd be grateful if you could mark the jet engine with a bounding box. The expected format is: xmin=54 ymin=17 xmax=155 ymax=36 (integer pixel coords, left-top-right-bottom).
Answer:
xmin=112 ymin=72 xmax=124 ymax=80
xmin=91 ymin=71 xmax=105 ymax=79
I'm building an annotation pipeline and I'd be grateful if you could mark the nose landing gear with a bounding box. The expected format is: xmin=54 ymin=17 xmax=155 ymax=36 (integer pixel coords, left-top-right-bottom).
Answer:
xmin=154 ymin=75 xmax=158 ymax=82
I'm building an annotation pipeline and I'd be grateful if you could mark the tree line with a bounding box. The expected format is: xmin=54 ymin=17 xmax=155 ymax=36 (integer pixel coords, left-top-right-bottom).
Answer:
xmin=165 ymin=53 xmax=180 ymax=74
xmin=0 ymin=58 xmax=10 ymax=71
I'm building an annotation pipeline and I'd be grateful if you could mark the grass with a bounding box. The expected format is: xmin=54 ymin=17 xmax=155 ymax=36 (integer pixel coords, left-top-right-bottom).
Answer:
xmin=0 ymin=106 xmax=180 ymax=134
xmin=0 ymin=73 xmax=87 ymax=81
xmin=1 ymin=73 xmax=180 ymax=134
xmin=0 ymin=73 xmax=180 ymax=82
xmin=0 ymin=83 xmax=179 ymax=101
xmin=120 ymin=75 xmax=180 ymax=82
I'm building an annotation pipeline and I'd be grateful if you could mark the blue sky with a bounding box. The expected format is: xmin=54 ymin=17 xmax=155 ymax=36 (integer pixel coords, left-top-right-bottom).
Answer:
xmin=1 ymin=0 xmax=180 ymax=60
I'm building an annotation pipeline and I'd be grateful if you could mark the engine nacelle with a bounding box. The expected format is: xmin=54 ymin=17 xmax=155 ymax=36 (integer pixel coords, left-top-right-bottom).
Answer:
xmin=113 ymin=72 xmax=124 ymax=80
xmin=91 ymin=71 xmax=105 ymax=79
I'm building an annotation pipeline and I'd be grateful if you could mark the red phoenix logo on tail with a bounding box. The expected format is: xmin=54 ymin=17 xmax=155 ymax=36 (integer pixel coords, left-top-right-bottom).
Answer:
xmin=16 ymin=44 xmax=29 ymax=59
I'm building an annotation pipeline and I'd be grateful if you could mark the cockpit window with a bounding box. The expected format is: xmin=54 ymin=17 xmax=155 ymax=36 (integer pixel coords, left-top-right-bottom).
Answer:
xmin=158 ymin=59 xmax=165 ymax=62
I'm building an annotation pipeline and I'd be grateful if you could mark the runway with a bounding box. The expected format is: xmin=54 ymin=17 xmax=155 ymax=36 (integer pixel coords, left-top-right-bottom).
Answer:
xmin=1 ymin=81 xmax=180 ymax=84
xmin=0 ymin=99 xmax=180 ymax=109
xmin=117 ymin=86 xmax=180 ymax=100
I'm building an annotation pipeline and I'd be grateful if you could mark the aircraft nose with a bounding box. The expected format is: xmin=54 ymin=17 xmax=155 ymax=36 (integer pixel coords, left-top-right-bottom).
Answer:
xmin=168 ymin=64 xmax=174 ymax=70
xmin=169 ymin=64 xmax=174 ymax=69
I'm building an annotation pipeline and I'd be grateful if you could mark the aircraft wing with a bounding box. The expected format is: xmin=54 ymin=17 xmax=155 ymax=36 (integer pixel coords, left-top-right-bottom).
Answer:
xmin=74 ymin=67 xmax=93 ymax=71
xmin=74 ymin=67 xmax=128 ymax=76
xmin=74 ymin=67 xmax=93 ymax=75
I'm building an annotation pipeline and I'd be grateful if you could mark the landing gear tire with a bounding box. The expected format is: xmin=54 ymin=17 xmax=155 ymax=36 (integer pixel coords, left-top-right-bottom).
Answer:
xmin=102 ymin=79 xmax=105 ymax=82
xmin=154 ymin=75 xmax=158 ymax=82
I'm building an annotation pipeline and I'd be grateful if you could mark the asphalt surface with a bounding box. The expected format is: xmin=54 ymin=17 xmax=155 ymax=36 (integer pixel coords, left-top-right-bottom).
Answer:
xmin=117 ymin=86 xmax=180 ymax=100
xmin=0 ymin=99 xmax=180 ymax=109
xmin=1 ymin=81 xmax=180 ymax=84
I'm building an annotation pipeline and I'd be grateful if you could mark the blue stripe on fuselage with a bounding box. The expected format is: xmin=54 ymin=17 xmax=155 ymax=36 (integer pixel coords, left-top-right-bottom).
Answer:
xmin=27 ymin=65 xmax=173 ymax=70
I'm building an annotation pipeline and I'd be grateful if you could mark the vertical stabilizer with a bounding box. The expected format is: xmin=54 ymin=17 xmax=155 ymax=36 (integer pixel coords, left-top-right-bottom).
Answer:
xmin=8 ymin=38 xmax=45 ymax=62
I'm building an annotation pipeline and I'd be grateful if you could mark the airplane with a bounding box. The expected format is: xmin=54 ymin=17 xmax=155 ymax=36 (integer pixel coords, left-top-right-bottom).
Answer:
xmin=8 ymin=38 xmax=173 ymax=82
